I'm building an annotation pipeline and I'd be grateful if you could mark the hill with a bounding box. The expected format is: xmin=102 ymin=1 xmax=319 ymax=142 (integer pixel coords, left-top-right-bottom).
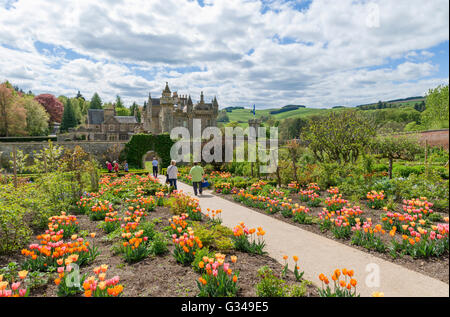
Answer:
xmin=221 ymin=95 xmax=425 ymax=127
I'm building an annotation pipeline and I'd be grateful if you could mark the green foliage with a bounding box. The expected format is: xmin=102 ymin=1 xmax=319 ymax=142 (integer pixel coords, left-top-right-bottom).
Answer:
xmin=421 ymin=84 xmax=449 ymax=129
xmin=150 ymin=232 xmax=169 ymax=255
xmin=9 ymin=149 xmax=29 ymax=173
xmin=21 ymin=97 xmax=50 ymax=136
xmin=370 ymin=135 xmax=423 ymax=178
xmin=0 ymin=201 xmax=32 ymax=254
xmin=304 ymin=110 xmax=375 ymax=164
xmin=0 ymin=262 xmax=50 ymax=290
xmin=393 ymin=165 xmax=425 ymax=178
xmin=255 ymin=266 xmax=308 ymax=297
xmin=192 ymin=222 xmax=234 ymax=252
xmin=192 ymin=248 xmax=214 ymax=273
xmin=121 ymin=133 xmax=174 ymax=168
xmin=90 ymin=92 xmax=102 ymax=109
xmin=60 ymin=99 xmax=77 ymax=132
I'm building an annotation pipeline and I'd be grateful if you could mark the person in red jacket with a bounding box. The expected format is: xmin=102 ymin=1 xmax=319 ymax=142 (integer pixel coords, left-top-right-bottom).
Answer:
xmin=106 ymin=161 xmax=113 ymax=173
xmin=113 ymin=161 xmax=119 ymax=173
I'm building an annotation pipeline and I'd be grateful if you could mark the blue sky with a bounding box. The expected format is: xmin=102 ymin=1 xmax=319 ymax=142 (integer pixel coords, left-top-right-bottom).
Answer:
xmin=0 ymin=0 xmax=448 ymax=108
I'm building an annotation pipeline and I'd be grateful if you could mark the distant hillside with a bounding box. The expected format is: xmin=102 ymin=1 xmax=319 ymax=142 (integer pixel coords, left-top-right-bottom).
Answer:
xmin=269 ymin=104 xmax=305 ymax=115
xmin=221 ymin=95 xmax=424 ymax=127
xmin=356 ymin=96 xmax=425 ymax=110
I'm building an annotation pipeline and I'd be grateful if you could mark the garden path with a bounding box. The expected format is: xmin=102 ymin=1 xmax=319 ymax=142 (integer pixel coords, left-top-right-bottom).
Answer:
xmin=160 ymin=177 xmax=449 ymax=297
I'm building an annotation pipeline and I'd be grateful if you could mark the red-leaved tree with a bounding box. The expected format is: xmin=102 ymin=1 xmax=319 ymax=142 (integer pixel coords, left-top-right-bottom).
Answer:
xmin=34 ymin=94 xmax=64 ymax=123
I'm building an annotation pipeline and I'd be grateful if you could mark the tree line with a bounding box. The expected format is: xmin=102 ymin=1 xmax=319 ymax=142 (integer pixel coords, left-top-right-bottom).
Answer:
xmin=0 ymin=81 xmax=143 ymax=136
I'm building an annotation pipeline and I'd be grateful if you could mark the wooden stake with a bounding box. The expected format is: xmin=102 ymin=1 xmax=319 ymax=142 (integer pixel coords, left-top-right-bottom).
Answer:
xmin=13 ymin=145 xmax=17 ymax=188
xmin=425 ymin=140 xmax=428 ymax=177
xmin=44 ymin=151 xmax=48 ymax=173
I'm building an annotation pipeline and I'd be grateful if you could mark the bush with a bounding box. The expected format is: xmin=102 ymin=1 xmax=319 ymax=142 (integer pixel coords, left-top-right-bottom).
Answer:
xmin=192 ymin=223 xmax=234 ymax=252
xmin=255 ymin=266 xmax=308 ymax=297
xmin=393 ymin=165 xmax=425 ymax=178
xmin=0 ymin=202 xmax=32 ymax=254
xmin=121 ymin=133 xmax=174 ymax=169
xmin=150 ymin=232 xmax=168 ymax=255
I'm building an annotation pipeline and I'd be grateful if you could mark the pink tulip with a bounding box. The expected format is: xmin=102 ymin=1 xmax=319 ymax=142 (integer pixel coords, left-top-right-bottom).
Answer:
xmin=11 ymin=282 xmax=21 ymax=291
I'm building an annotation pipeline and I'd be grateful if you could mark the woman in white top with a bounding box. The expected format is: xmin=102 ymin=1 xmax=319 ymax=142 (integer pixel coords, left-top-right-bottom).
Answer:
xmin=166 ymin=160 xmax=178 ymax=190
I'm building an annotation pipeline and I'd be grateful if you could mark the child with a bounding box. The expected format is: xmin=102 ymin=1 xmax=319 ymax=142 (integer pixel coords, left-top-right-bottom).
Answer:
xmin=123 ymin=161 xmax=129 ymax=173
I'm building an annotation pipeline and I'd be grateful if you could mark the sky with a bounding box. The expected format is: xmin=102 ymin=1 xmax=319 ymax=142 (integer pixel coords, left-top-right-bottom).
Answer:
xmin=0 ymin=0 xmax=448 ymax=109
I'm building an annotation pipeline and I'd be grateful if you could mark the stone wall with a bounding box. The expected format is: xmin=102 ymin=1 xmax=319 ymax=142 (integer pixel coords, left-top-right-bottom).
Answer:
xmin=0 ymin=141 xmax=126 ymax=170
xmin=392 ymin=129 xmax=449 ymax=150
xmin=418 ymin=129 xmax=449 ymax=150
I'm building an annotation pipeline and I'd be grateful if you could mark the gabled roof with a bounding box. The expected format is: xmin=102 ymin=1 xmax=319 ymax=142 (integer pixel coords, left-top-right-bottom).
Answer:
xmin=88 ymin=109 xmax=104 ymax=124
xmin=114 ymin=116 xmax=138 ymax=124
xmin=151 ymin=98 xmax=161 ymax=106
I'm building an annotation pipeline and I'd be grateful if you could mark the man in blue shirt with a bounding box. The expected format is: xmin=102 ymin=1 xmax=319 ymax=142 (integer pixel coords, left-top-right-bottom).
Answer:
xmin=152 ymin=157 xmax=159 ymax=178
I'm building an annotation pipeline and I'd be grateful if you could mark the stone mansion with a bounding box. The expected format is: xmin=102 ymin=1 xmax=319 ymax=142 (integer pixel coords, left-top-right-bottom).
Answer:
xmin=60 ymin=82 xmax=219 ymax=141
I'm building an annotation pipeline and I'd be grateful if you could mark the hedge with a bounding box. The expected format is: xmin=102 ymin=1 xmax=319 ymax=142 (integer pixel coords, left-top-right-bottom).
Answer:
xmin=120 ymin=133 xmax=174 ymax=169
xmin=0 ymin=136 xmax=57 ymax=143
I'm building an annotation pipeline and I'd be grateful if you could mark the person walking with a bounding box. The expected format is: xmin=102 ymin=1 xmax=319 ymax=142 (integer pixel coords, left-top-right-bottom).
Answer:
xmin=113 ymin=161 xmax=119 ymax=173
xmin=106 ymin=161 xmax=112 ymax=173
xmin=152 ymin=157 xmax=159 ymax=178
xmin=123 ymin=161 xmax=129 ymax=173
xmin=166 ymin=160 xmax=178 ymax=190
xmin=189 ymin=162 xmax=204 ymax=196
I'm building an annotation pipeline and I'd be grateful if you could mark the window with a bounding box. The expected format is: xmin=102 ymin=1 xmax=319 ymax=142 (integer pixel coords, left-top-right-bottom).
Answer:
xmin=109 ymin=124 xmax=115 ymax=131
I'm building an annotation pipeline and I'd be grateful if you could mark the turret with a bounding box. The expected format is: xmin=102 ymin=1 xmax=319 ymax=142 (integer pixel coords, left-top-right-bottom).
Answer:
xmin=187 ymin=95 xmax=193 ymax=113
xmin=200 ymin=91 xmax=205 ymax=104
xmin=213 ymin=96 xmax=219 ymax=115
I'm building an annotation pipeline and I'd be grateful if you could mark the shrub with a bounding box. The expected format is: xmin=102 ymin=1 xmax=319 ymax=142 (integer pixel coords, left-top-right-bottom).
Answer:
xmin=191 ymin=223 xmax=233 ymax=252
xmin=149 ymin=232 xmax=168 ymax=255
xmin=255 ymin=266 xmax=308 ymax=297
xmin=0 ymin=202 xmax=32 ymax=254
xmin=393 ymin=165 xmax=425 ymax=178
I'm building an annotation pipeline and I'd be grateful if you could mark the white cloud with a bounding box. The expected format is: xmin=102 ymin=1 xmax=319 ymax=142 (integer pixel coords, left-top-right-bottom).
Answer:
xmin=0 ymin=0 xmax=448 ymax=108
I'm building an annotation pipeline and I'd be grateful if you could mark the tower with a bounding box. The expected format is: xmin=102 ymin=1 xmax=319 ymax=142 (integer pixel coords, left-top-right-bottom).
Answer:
xmin=159 ymin=82 xmax=174 ymax=133
xmin=143 ymin=92 xmax=153 ymax=132
xmin=200 ymin=91 xmax=205 ymax=104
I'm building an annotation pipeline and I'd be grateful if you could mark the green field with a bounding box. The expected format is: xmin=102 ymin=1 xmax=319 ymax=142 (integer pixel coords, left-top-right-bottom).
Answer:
xmin=225 ymin=107 xmax=331 ymax=123
xmin=221 ymin=96 xmax=426 ymax=127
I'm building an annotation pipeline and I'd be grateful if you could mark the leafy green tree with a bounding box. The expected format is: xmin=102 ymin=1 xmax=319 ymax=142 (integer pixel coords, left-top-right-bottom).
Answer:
xmin=421 ymin=84 xmax=449 ymax=129
xmin=9 ymin=149 xmax=29 ymax=173
xmin=30 ymin=140 xmax=65 ymax=173
xmin=279 ymin=117 xmax=308 ymax=140
xmin=225 ymin=121 xmax=240 ymax=128
xmin=60 ymin=99 xmax=77 ymax=132
xmin=115 ymin=95 xmax=124 ymax=108
xmin=90 ymin=92 xmax=102 ymax=109
xmin=0 ymin=83 xmax=27 ymax=136
xmin=370 ymin=135 xmax=423 ymax=179
xmin=217 ymin=110 xmax=230 ymax=123
xmin=114 ymin=95 xmax=130 ymax=116
xmin=304 ymin=110 xmax=375 ymax=164
xmin=20 ymin=97 xmax=49 ymax=136
xmin=129 ymin=102 xmax=141 ymax=122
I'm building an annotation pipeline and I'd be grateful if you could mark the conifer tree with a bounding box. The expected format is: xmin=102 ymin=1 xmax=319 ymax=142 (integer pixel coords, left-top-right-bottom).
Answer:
xmin=60 ymin=99 xmax=77 ymax=132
